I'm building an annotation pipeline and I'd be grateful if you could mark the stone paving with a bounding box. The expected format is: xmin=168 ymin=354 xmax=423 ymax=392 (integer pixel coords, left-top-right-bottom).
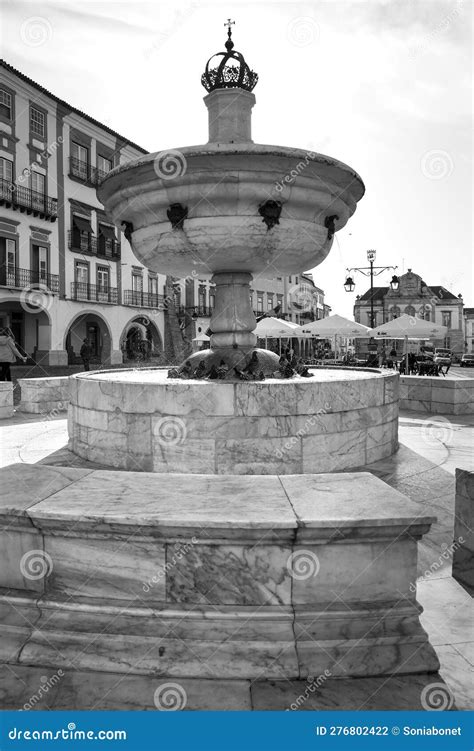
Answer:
xmin=0 ymin=407 xmax=472 ymax=709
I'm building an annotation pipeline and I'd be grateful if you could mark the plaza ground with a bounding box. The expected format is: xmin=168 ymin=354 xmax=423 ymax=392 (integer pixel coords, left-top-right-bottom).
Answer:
xmin=0 ymin=398 xmax=472 ymax=710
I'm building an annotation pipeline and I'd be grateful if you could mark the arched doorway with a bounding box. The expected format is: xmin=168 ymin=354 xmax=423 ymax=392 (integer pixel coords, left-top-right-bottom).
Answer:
xmin=64 ymin=312 xmax=112 ymax=365
xmin=121 ymin=316 xmax=163 ymax=362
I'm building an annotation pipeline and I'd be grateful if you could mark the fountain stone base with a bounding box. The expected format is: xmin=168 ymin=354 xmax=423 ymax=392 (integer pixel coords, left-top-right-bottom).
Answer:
xmin=68 ymin=368 xmax=399 ymax=474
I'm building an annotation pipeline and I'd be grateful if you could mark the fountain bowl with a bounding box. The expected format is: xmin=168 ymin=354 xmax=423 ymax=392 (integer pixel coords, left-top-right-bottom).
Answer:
xmin=98 ymin=144 xmax=364 ymax=277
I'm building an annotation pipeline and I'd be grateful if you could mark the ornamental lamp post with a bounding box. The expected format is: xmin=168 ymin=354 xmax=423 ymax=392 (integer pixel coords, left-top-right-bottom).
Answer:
xmin=344 ymin=251 xmax=398 ymax=329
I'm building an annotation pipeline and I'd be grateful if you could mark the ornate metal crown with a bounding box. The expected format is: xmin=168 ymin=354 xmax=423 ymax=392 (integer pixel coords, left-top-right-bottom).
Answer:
xmin=201 ymin=26 xmax=258 ymax=93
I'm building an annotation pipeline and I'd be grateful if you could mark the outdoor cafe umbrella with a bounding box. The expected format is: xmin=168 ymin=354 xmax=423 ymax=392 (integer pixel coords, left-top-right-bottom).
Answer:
xmin=369 ymin=314 xmax=447 ymax=372
xmin=295 ymin=314 xmax=371 ymax=362
xmin=254 ymin=316 xmax=300 ymax=353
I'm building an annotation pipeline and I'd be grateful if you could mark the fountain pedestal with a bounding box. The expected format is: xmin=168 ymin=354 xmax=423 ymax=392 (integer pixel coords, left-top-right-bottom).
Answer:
xmin=0 ymin=464 xmax=439 ymax=705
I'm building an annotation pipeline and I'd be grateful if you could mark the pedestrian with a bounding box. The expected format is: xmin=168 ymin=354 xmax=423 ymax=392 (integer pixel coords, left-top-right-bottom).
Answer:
xmin=0 ymin=327 xmax=27 ymax=381
xmin=80 ymin=338 xmax=92 ymax=371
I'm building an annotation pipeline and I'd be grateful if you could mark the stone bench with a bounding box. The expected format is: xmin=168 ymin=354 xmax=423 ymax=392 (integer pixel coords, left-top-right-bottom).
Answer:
xmin=17 ymin=376 xmax=71 ymax=414
xmin=0 ymin=382 xmax=13 ymax=419
xmin=453 ymin=468 xmax=473 ymax=594
xmin=0 ymin=464 xmax=439 ymax=696
xmin=399 ymin=375 xmax=474 ymax=415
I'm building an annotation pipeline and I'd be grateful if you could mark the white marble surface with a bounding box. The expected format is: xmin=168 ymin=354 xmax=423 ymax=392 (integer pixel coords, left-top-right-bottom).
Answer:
xmin=0 ymin=382 xmax=14 ymax=419
xmin=69 ymin=370 xmax=399 ymax=474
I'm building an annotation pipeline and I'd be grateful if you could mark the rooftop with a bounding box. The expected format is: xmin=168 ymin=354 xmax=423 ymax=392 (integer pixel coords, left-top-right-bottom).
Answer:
xmin=0 ymin=59 xmax=148 ymax=155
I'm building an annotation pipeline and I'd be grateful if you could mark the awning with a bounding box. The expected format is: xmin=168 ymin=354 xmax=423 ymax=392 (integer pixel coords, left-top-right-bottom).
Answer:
xmin=73 ymin=215 xmax=93 ymax=233
xmin=99 ymin=223 xmax=116 ymax=240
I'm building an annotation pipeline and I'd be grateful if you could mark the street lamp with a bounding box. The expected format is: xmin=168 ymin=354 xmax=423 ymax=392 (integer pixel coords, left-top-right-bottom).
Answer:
xmin=344 ymin=250 xmax=398 ymax=328
xmin=343 ymin=276 xmax=355 ymax=293
xmin=389 ymin=275 xmax=400 ymax=292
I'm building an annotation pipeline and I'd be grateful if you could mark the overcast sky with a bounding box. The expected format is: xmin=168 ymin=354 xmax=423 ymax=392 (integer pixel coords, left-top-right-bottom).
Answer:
xmin=2 ymin=0 xmax=472 ymax=317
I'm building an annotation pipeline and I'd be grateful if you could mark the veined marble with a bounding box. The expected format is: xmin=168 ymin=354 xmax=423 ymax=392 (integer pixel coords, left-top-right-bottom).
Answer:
xmin=0 ymin=466 xmax=439 ymax=681
xmin=68 ymin=368 xmax=399 ymax=474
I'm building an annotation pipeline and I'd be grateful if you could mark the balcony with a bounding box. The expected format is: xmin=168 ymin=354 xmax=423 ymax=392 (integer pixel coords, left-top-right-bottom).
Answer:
xmin=0 ymin=178 xmax=58 ymax=221
xmin=177 ymin=305 xmax=215 ymax=317
xmin=69 ymin=157 xmax=110 ymax=186
xmin=0 ymin=266 xmax=59 ymax=293
xmin=70 ymin=282 xmax=118 ymax=304
xmin=68 ymin=230 xmax=121 ymax=260
xmin=123 ymin=290 xmax=165 ymax=308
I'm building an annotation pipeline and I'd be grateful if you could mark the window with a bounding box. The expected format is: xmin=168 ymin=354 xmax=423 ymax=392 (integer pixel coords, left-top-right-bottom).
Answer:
xmin=72 ymin=215 xmax=93 ymax=251
xmin=209 ymin=291 xmax=215 ymax=311
xmin=75 ymin=262 xmax=89 ymax=299
xmin=0 ymin=89 xmax=12 ymax=120
xmin=267 ymin=294 xmax=274 ymax=311
xmin=149 ymin=277 xmax=158 ymax=296
xmin=0 ymin=157 xmax=13 ymax=183
xmin=198 ymin=285 xmax=206 ymax=310
xmin=97 ymin=266 xmax=110 ymax=301
xmin=31 ymin=172 xmax=46 ymax=211
xmin=75 ymin=262 xmax=88 ymax=284
xmin=390 ymin=306 xmax=400 ymax=319
xmin=405 ymin=305 xmax=416 ymax=317
xmin=132 ymin=273 xmax=143 ymax=293
xmin=98 ymin=223 xmax=116 ymax=256
xmin=2 ymin=238 xmax=17 ymax=286
xmin=97 ymin=155 xmax=112 ymax=177
xmin=30 ymin=107 xmax=45 ymax=138
xmin=32 ymin=245 xmax=48 ymax=283
xmin=257 ymin=292 xmax=264 ymax=313
xmin=276 ymin=294 xmax=283 ymax=310
xmin=71 ymin=142 xmax=89 ymax=179
xmin=442 ymin=311 xmax=452 ymax=328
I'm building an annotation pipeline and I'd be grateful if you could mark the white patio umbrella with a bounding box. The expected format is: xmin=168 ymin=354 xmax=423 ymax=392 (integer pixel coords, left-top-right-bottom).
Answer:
xmin=255 ymin=317 xmax=300 ymax=353
xmin=295 ymin=314 xmax=371 ymax=362
xmin=369 ymin=314 xmax=447 ymax=373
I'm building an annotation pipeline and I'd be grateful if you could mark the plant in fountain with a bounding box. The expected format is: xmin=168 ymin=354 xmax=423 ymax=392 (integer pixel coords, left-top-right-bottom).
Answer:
xmin=98 ymin=22 xmax=365 ymax=380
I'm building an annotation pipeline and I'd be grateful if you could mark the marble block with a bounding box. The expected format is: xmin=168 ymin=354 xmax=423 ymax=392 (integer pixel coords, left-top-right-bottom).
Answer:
xmin=399 ymin=376 xmax=474 ymax=415
xmin=452 ymin=468 xmax=474 ymax=593
xmin=0 ymin=382 xmax=14 ymax=419
xmin=18 ymin=377 xmax=70 ymax=414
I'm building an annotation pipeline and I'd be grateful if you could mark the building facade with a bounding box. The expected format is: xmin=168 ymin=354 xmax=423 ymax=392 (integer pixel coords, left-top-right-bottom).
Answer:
xmin=0 ymin=60 xmax=328 ymax=367
xmin=463 ymin=308 xmax=474 ymax=354
xmin=0 ymin=60 xmax=170 ymax=367
xmin=186 ymin=271 xmax=328 ymax=342
xmin=353 ymin=269 xmax=465 ymax=353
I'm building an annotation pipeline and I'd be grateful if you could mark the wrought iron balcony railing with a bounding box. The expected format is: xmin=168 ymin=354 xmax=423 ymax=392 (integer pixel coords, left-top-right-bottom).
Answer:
xmin=123 ymin=291 xmax=165 ymax=308
xmin=177 ymin=305 xmax=215 ymax=317
xmin=70 ymin=282 xmax=118 ymax=304
xmin=68 ymin=230 xmax=121 ymax=259
xmin=69 ymin=157 xmax=110 ymax=186
xmin=0 ymin=178 xmax=58 ymax=221
xmin=0 ymin=266 xmax=59 ymax=293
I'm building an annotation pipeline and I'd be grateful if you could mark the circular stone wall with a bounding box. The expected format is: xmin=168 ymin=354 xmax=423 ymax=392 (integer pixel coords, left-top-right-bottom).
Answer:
xmin=68 ymin=368 xmax=399 ymax=474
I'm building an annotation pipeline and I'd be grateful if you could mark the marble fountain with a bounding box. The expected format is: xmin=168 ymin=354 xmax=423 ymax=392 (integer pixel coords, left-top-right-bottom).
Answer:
xmin=0 ymin=30 xmax=442 ymax=710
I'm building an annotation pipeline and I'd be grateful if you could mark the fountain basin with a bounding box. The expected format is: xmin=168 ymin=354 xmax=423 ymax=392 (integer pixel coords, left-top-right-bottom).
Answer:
xmin=98 ymin=145 xmax=364 ymax=277
xmin=68 ymin=368 xmax=399 ymax=473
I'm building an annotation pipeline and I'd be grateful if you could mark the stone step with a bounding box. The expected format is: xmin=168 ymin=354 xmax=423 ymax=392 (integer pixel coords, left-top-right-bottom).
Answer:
xmin=0 ymin=662 xmax=453 ymax=711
